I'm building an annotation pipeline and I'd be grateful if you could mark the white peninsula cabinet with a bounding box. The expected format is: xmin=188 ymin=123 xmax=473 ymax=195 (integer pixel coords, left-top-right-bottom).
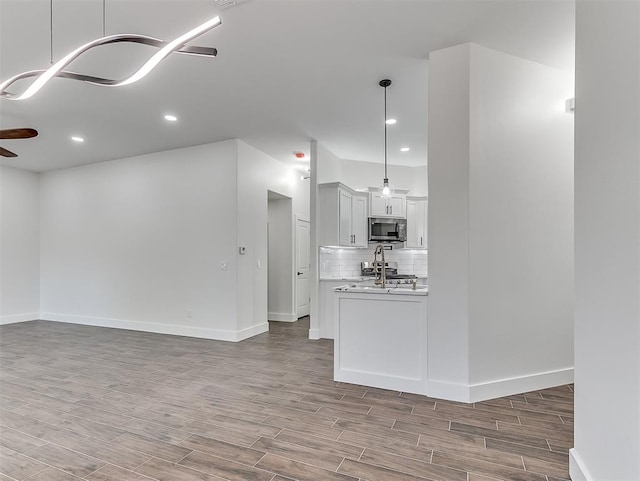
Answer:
xmin=369 ymin=192 xmax=406 ymax=218
xmin=333 ymin=286 xmax=429 ymax=394
xmin=406 ymin=197 xmax=428 ymax=249
xmin=318 ymin=183 xmax=368 ymax=247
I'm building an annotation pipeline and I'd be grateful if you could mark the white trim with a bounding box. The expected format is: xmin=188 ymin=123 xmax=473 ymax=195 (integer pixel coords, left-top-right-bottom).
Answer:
xmin=569 ymin=448 xmax=592 ymax=481
xmin=427 ymin=380 xmax=473 ymax=403
xmin=336 ymin=370 xmax=427 ymax=396
xmin=0 ymin=312 xmax=39 ymax=325
xmin=235 ymin=322 xmax=269 ymax=341
xmin=308 ymin=328 xmax=321 ymax=340
xmin=428 ymin=368 xmax=575 ymax=403
xmin=268 ymin=312 xmax=298 ymax=322
xmin=40 ymin=313 xmax=268 ymax=342
xmin=468 ymin=368 xmax=574 ymax=402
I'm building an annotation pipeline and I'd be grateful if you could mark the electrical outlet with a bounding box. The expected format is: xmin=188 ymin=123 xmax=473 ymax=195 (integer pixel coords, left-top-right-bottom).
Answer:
xmin=220 ymin=262 xmax=228 ymax=271
xmin=257 ymin=260 xmax=261 ymax=269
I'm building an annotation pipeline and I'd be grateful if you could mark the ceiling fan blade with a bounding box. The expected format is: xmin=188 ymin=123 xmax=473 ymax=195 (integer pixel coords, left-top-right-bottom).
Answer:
xmin=0 ymin=146 xmax=18 ymax=157
xmin=0 ymin=128 xmax=38 ymax=140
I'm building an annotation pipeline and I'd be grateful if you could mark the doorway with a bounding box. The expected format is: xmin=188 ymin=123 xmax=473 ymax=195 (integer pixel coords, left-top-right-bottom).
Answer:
xmin=267 ymin=191 xmax=295 ymax=322
xmin=296 ymin=218 xmax=310 ymax=318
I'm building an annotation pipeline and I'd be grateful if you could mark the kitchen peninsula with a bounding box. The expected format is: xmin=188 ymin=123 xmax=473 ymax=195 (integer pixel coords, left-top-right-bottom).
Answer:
xmin=333 ymin=281 xmax=428 ymax=395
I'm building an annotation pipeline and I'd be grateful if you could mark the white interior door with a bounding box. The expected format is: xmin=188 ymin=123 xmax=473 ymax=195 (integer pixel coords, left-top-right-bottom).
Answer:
xmin=296 ymin=219 xmax=311 ymax=318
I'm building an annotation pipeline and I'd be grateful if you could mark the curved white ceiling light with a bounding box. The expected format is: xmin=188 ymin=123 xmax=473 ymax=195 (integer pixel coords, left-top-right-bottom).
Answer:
xmin=0 ymin=16 xmax=221 ymax=101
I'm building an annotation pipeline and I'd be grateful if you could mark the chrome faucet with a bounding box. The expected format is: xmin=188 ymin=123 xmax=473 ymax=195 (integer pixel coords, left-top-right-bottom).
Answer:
xmin=373 ymin=244 xmax=386 ymax=288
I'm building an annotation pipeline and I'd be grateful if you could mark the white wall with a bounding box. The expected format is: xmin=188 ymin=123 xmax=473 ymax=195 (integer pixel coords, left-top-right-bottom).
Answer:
xmin=428 ymin=43 xmax=574 ymax=402
xmin=236 ymin=141 xmax=310 ymax=332
xmin=340 ymin=159 xmax=427 ymax=197
xmin=37 ymin=139 xmax=309 ymax=340
xmin=39 ymin=141 xmax=241 ymax=339
xmin=467 ymin=45 xmax=575 ymax=389
xmin=572 ymin=2 xmax=640 ymax=480
xmin=316 ymin=143 xmax=343 ymax=184
xmin=0 ymin=166 xmax=40 ymax=324
xmin=427 ymin=44 xmax=472 ymax=394
xmin=317 ymin=155 xmax=427 ymax=197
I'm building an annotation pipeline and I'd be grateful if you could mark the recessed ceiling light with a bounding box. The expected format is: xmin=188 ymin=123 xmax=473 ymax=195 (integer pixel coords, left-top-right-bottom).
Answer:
xmin=164 ymin=114 xmax=178 ymax=122
xmin=385 ymin=118 xmax=397 ymax=125
xmin=400 ymin=147 xmax=410 ymax=152
xmin=71 ymin=136 xmax=84 ymax=142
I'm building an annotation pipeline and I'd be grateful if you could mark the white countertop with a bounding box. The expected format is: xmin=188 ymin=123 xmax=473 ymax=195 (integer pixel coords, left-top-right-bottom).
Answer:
xmin=320 ymin=277 xmax=367 ymax=282
xmin=334 ymin=284 xmax=428 ymax=296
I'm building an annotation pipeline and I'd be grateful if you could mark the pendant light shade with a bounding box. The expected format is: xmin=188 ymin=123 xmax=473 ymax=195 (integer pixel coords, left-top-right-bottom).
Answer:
xmin=378 ymin=78 xmax=394 ymax=198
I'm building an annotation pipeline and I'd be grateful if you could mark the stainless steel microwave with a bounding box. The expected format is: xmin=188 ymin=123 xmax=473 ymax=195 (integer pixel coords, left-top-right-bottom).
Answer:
xmin=368 ymin=217 xmax=407 ymax=243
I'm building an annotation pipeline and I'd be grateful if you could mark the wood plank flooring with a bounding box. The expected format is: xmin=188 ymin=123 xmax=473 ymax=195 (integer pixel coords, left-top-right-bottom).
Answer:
xmin=0 ymin=319 xmax=573 ymax=481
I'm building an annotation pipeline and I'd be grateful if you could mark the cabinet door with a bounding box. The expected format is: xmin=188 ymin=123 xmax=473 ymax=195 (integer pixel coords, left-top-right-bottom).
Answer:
xmin=351 ymin=194 xmax=368 ymax=247
xmin=388 ymin=195 xmax=406 ymax=217
xmin=421 ymin=200 xmax=427 ymax=248
xmin=369 ymin=193 xmax=388 ymax=217
xmin=406 ymin=199 xmax=427 ymax=248
xmin=338 ymin=189 xmax=353 ymax=246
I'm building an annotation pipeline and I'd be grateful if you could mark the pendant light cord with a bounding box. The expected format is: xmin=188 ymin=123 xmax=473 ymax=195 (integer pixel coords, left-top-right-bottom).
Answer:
xmin=102 ymin=0 xmax=106 ymax=37
xmin=50 ymin=0 xmax=53 ymax=64
xmin=384 ymin=83 xmax=388 ymax=180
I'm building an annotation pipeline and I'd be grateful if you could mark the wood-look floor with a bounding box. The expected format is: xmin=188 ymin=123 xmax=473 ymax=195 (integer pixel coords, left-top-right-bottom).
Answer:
xmin=0 ymin=318 xmax=573 ymax=481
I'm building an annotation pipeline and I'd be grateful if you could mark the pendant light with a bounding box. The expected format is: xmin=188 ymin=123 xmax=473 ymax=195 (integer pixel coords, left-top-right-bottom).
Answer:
xmin=378 ymin=78 xmax=394 ymax=198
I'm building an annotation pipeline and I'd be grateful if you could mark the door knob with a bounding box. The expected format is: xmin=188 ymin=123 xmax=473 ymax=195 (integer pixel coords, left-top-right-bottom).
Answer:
xmin=297 ymin=271 xmax=303 ymax=275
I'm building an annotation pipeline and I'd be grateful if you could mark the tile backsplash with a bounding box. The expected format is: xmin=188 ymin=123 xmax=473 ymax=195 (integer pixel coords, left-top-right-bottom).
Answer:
xmin=319 ymin=246 xmax=428 ymax=278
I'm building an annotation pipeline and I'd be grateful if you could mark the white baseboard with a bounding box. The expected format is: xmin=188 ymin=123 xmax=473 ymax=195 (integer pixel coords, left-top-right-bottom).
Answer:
xmin=336 ymin=370 xmax=427 ymax=396
xmin=569 ymin=448 xmax=591 ymax=481
xmin=427 ymin=380 xmax=473 ymax=403
xmin=0 ymin=312 xmax=39 ymax=325
xmin=308 ymin=328 xmax=320 ymax=340
xmin=40 ymin=312 xmax=268 ymax=342
xmin=469 ymin=367 xmax=574 ymax=402
xmin=236 ymin=322 xmax=269 ymax=341
xmin=428 ymin=367 xmax=575 ymax=403
xmin=268 ymin=312 xmax=298 ymax=322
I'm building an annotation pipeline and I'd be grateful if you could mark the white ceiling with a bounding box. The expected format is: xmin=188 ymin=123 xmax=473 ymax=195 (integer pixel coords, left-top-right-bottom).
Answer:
xmin=0 ymin=0 xmax=575 ymax=173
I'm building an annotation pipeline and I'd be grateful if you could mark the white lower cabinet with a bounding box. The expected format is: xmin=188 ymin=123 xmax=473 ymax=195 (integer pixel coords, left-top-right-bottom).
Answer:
xmin=319 ymin=183 xmax=368 ymax=247
xmin=406 ymin=198 xmax=428 ymax=248
xmin=333 ymin=289 xmax=428 ymax=394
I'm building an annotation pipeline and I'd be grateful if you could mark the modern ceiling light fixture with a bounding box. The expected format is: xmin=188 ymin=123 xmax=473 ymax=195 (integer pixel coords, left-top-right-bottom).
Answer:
xmin=0 ymin=2 xmax=221 ymax=101
xmin=378 ymin=78 xmax=394 ymax=198
xmin=164 ymin=114 xmax=178 ymax=122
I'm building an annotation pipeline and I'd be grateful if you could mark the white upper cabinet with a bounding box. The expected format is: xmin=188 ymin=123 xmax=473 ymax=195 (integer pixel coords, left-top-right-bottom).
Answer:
xmin=319 ymin=183 xmax=368 ymax=248
xmin=406 ymin=197 xmax=428 ymax=249
xmin=350 ymin=194 xmax=368 ymax=247
xmin=369 ymin=193 xmax=406 ymax=218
